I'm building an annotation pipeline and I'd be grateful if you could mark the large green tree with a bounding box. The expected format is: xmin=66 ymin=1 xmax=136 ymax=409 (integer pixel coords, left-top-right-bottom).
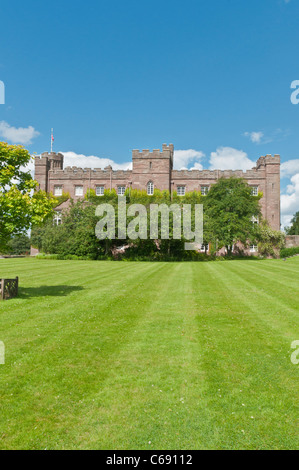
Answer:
xmin=204 ymin=177 xmax=261 ymax=254
xmin=0 ymin=142 xmax=57 ymax=252
xmin=285 ymin=211 xmax=299 ymax=235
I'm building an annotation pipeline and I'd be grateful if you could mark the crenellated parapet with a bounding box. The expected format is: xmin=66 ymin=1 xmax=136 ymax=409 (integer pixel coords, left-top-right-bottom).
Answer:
xmin=256 ymin=154 xmax=280 ymax=169
xmin=50 ymin=166 xmax=132 ymax=179
xmin=171 ymin=166 xmax=268 ymax=180
xmin=132 ymin=144 xmax=174 ymax=163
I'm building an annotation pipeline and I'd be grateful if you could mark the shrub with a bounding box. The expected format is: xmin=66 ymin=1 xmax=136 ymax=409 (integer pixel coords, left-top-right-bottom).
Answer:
xmin=35 ymin=254 xmax=59 ymax=260
xmin=256 ymin=220 xmax=285 ymax=258
xmin=280 ymin=246 xmax=299 ymax=258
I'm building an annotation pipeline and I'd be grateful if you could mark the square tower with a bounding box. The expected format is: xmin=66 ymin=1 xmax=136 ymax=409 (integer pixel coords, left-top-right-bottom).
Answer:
xmin=131 ymin=144 xmax=174 ymax=192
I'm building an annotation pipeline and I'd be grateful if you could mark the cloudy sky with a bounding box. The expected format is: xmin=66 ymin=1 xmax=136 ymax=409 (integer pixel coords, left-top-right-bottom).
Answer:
xmin=0 ymin=0 xmax=299 ymax=228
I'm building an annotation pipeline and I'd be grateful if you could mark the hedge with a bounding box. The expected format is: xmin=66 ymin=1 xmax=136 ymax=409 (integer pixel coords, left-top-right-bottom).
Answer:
xmin=280 ymin=246 xmax=299 ymax=258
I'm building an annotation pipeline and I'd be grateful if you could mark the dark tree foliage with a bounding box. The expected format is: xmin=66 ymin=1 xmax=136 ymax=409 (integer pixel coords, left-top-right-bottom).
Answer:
xmin=285 ymin=211 xmax=299 ymax=235
xmin=6 ymin=234 xmax=31 ymax=255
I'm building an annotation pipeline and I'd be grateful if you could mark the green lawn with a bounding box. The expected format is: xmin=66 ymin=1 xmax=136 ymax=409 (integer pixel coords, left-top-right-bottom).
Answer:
xmin=0 ymin=258 xmax=298 ymax=450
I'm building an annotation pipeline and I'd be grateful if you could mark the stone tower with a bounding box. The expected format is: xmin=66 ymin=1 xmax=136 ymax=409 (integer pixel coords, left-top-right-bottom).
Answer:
xmin=131 ymin=143 xmax=174 ymax=192
xmin=34 ymin=152 xmax=64 ymax=192
xmin=255 ymin=154 xmax=280 ymax=231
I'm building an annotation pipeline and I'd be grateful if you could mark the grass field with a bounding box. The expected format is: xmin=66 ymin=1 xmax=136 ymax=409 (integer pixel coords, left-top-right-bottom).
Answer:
xmin=0 ymin=258 xmax=298 ymax=450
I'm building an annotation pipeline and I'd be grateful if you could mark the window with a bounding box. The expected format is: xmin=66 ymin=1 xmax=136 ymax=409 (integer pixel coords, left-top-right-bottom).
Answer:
xmin=177 ymin=186 xmax=185 ymax=196
xmin=53 ymin=211 xmax=62 ymax=226
xmin=147 ymin=181 xmax=154 ymax=196
xmin=75 ymin=186 xmax=84 ymax=197
xmin=201 ymin=186 xmax=209 ymax=196
xmin=149 ymin=161 xmax=152 ymax=169
xmin=54 ymin=186 xmax=62 ymax=196
xmin=200 ymin=244 xmax=209 ymax=252
xmin=250 ymin=245 xmax=258 ymax=253
xmin=96 ymin=186 xmax=104 ymax=196
xmin=251 ymin=186 xmax=258 ymax=196
xmin=118 ymin=186 xmax=126 ymax=196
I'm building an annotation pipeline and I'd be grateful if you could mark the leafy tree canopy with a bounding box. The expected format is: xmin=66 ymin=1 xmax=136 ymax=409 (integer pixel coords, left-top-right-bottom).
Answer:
xmin=204 ymin=177 xmax=261 ymax=254
xmin=285 ymin=211 xmax=299 ymax=236
xmin=0 ymin=142 xmax=57 ymax=252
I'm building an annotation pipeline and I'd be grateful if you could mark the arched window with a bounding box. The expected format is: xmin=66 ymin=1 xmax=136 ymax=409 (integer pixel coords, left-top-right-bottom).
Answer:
xmin=147 ymin=181 xmax=154 ymax=196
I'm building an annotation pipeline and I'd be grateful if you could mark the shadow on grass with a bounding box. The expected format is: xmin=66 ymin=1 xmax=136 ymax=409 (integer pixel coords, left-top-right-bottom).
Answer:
xmin=18 ymin=285 xmax=84 ymax=299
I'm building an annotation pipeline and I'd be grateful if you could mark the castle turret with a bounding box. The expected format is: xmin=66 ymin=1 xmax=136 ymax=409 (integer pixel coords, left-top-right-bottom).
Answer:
xmin=132 ymin=144 xmax=174 ymax=192
xmin=34 ymin=152 xmax=64 ymax=192
xmin=45 ymin=152 xmax=64 ymax=171
xmin=256 ymin=154 xmax=280 ymax=230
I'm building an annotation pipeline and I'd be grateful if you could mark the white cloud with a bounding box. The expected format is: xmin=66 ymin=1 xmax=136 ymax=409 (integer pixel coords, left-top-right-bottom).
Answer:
xmin=281 ymin=162 xmax=299 ymax=228
xmin=244 ymin=131 xmax=264 ymax=144
xmin=22 ymin=157 xmax=35 ymax=177
xmin=190 ymin=162 xmax=204 ymax=170
xmin=0 ymin=121 xmax=40 ymax=145
xmin=209 ymin=147 xmax=255 ymax=171
xmin=60 ymin=151 xmax=132 ymax=171
xmin=281 ymin=214 xmax=293 ymax=229
xmin=281 ymin=173 xmax=299 ymax=227
xmin=173 ymin=149 xmax=205 ymax=170
xmin=281 ymin=159 xmax=299 ymax=178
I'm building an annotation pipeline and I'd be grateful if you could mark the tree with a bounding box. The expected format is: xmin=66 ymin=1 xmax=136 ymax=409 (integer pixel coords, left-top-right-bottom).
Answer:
xmin=6 ymin=234 xmax=31 ymax=255
xmin=31 ymin=200 xmax=108 ymax=258
xmin=285 ymin=211 xmax=299 ymax=235
xmin=32 ymin=190 xmax=205 ymax=260
xmin=0 ymin=142 xmax=57 ymax=252
xmin=204 ymin=177 xmax=261 ymax=254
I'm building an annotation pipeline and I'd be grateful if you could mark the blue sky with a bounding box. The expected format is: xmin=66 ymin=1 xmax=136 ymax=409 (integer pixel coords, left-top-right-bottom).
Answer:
xmin=0 ymin=0 xmax=299 ymax=226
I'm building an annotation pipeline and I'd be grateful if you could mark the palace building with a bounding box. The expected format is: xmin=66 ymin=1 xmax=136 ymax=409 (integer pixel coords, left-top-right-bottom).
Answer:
xmin=34 ymin=143 xmax=281 ymax=233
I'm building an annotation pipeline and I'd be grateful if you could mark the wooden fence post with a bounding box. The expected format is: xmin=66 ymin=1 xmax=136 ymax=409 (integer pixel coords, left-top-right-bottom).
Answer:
xmin=0 ymin=277 xmax=19 ymax=300
xmin=0 ymin=279 xmax=4 ymax=300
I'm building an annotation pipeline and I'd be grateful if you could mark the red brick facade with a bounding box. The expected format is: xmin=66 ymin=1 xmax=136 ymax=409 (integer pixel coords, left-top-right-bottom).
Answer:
xmin=34 ymin=143 xmax=281 ymax=231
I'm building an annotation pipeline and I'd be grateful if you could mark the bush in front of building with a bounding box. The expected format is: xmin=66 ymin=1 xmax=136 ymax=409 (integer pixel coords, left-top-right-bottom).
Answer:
xmin=280 ymin=246 xmax=299 ymax=258
xmin=255 ymin=220 xmax=285 ymax=258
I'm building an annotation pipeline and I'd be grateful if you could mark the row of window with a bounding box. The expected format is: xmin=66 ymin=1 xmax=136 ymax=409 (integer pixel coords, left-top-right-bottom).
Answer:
xmin=54 ymin=184 xmax=259 ymax=197
xmin=175 ymin=186 xmax=258 ymax=196
xmin=200 ymin=244 xmax=258 ymax=253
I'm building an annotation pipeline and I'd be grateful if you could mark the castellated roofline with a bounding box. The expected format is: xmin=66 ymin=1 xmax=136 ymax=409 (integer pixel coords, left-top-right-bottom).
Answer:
xmin=36 ymin=149 xmax=280 ymax=176
xmin=171 ymin=168 xmax=265 ymax=180
xmin=256 ymin=154 xmax=280 ymax=168
xmin=40 ymin=152 xmax=64 ymax=158
xmin=132 ymin=144 xmax=174 ymax=159
xmin=51 ymin=167 xmax=132 ymax=177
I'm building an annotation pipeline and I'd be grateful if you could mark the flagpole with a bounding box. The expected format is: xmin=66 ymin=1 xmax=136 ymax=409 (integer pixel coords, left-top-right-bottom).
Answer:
xmin=51 ymin=128 xmax=53 ymax=153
